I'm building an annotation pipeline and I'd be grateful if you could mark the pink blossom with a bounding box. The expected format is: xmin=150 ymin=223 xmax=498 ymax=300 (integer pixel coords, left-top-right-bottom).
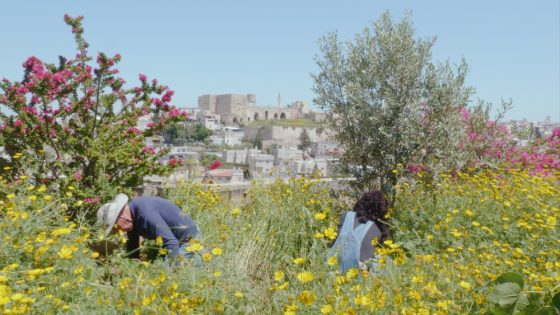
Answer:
xmin=152 ymin=98 xmax=163 ymax=107
xmin=407 ymin=164 xmax=420 ymax=174
xmin=139 ymin=74 xmax=147 ymax=82
xmin=168 ymin=108 xmax=180 ymax=118
xmin=162 ymin=90 xmax=174 ymax=102
xmin=147 ymin=122 xmax=156 ymax=128
xmin=127 ymin=127 xmax=142 ymax=135
xmin=460 ymin=107 xmax=469 ymax=121
xmin=73 ymin=170 xmax=82 ymax=181
xmin=84 ymin=196 xmax=100 ymax=204
xmin=142 ymin=146 xmax=156 ymax=154
xmin=14 ymin=119 xmax=23 ymax=127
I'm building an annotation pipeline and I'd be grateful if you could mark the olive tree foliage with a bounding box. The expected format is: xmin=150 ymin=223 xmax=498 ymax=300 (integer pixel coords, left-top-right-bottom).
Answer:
xmin=312 ymin=12 xmax=480 ymax=195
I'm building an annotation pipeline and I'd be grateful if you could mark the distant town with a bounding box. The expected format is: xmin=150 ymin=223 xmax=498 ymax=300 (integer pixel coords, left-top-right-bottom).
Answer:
xmin=132 ymin=93 xmax=559 ymax=192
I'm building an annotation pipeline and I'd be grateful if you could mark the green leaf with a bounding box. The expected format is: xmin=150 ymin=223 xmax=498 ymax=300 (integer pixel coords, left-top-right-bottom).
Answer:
xmin=527 ymin=306 xmax=554 ymax=315
xmin=486 ymin=307 xmax=508 ymax=315
xmin=488 ymin=282 xmax=529 ymax=311
xmin=496 ymin=272 xmax=524 ymax=289
xmin=552 ymin=292 xmax=560 ymax=311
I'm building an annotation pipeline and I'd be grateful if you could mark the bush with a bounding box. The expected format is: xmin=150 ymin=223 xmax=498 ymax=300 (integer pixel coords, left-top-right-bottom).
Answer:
xmin=0 ymin=15 xmax=187 ymax=220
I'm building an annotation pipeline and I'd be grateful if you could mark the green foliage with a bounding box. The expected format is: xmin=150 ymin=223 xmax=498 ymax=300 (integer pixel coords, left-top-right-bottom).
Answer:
xmin=163 ymin=122 xmax=212 ymax=145
xmin=0 ymin=16 xmax=186 ymax=219
xmin=251 ymin=127 xmax=264 ymax=150
xmin=312 ymin=11 xmax=507 ymax=196
xmin=191 ymin=123 xmax=213 ymax=142
xmin=487 ymin=272 xmax=559 ymax=315
xmin=0 ymin=167 xmax=558 ymax=314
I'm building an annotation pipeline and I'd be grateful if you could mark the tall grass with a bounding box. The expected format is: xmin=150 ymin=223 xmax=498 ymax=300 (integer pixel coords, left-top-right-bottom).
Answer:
xmin=0 ymin=168 xmax=558 ymax=314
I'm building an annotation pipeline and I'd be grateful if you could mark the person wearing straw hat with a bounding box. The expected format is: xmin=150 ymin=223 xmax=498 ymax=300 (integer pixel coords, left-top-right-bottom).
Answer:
xmin=97 ymin=193 xmax=200 ymax=261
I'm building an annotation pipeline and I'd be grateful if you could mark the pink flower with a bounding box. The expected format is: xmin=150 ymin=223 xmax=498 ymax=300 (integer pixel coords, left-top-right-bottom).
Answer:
xmin=84 ymin=196 xmax=100 ymax=204
xmin=73 ymin=170 xmax=82 ymax=181
xmin=162 ymin=90 xmax=174 ymax=102
xmin=139 ymin=73 xmax=147 ymax=82
xmin=153 ymin=98 xmax=163 ymax=107
xmin=168 ymin=108 xmax=180 ymax=118
xmin=14 ymin=119 xmax=23 ymax=127
xmin=460 ymin=107 xmax=470 ymax=121
xmin=407 ymin=164 xmax=420 ymax=174
xmin=142 ymin=146 xmax=156 ymax=154
xmin=127 ymin=127 xmax=142 ymax=135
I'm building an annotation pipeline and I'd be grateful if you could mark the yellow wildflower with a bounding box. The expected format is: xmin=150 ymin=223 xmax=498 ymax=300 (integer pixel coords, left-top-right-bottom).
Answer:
xmin=327 ymin=256 xmax=337 ymax=266
xmin=314 ymin=212 xmax=326 ymax=221
xmin=274 ymin=271 xmax=284 ymax=282
xmin=186 ymin=242 xmax=204 ymax=252
xmin=298 ymin=290 xmax=315 ymax=306
xmin=320 ymin=304 xmax=333 ymax=314
xmin=293 ymin=257 xmax=306 ymax=265
xmin=324 ymin=227 xmax=337 ymax=240
xmin=57 ymin=245 xmax=74 ymax=259
xmin=459 ymin=281 xmax=472 ymax=291
xmin=297 ymin=271 xmax=314 ymax=283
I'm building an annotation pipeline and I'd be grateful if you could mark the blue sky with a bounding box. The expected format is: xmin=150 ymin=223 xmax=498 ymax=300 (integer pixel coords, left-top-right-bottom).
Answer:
xmin=1 ymin=1 xmax=558 ymax=121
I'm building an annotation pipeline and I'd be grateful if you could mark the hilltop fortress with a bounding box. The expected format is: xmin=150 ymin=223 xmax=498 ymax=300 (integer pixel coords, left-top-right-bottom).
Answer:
xmin=198 ymin=93 xmax=311 ymax=124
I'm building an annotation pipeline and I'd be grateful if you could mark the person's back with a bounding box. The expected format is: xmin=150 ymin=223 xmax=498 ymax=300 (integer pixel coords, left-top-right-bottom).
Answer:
xmin=328 ymin=190 xmax=389 ymax=272
xmin=337 ymin=210 xmax=382 ymax=262
xmin=127 ymin=196 xmax=199 ymax=257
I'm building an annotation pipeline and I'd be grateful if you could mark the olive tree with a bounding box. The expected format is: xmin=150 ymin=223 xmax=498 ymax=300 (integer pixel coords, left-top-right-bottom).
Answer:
xmin=312 ymin=11 xmax=479 ymax=196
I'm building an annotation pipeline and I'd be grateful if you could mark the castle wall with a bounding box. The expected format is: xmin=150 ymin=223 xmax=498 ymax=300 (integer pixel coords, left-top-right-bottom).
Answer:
xmin=198 ymin=93 xmax=308 ymax=124
xmin=245 ymin=126 xmax=328 ymax=148
xmin=198 ymin=95 xmax=217 ymax=112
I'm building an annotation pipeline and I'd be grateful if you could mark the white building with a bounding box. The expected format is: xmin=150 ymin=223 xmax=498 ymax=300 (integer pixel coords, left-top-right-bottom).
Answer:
xmin=196 ymin=111 xmax=221 ymax=131
xmin=161 ymin=146 xmax=199 ymax=164
xmin=273 ymin=147 xmax=303 ymax=162
xmin=290 ymin=159 xmax=328 ymax=177
xmin=207 ymin=168 xmax=244 ymax=184
xmin=311 ymin=141 xmax=340 ymax=158
xmin=224 ymin=128 xmax=244 ymax=146
xmin=249 ymin=154 xmax=274 ymax=177
xmin=144 ymin=136 xmax=166 ymax=150
xmin=209 ymin=128 xmax=245 ymax=146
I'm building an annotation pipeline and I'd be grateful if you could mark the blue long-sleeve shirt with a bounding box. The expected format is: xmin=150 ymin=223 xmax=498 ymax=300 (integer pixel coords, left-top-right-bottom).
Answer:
xmin=126 ymin=196 xmax=198 ymax=258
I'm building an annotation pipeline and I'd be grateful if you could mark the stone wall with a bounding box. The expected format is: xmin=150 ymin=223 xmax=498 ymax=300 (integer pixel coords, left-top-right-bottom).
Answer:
xmin=245 ymin=126 xmax=328 ymax=148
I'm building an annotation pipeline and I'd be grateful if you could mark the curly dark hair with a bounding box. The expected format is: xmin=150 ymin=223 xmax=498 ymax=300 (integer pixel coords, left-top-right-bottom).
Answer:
xmin=353 ymin=190 xmax=390 ymax=243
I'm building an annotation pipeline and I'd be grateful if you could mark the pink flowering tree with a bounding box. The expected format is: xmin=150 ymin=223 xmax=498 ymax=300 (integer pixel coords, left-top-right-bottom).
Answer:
xmin=504 ymin=127 xmax=560 ymax=175
xmin=455 ymin=101 xmax=513 ymax=167
xmin=0 ymin=15 xmax=186 ymax=219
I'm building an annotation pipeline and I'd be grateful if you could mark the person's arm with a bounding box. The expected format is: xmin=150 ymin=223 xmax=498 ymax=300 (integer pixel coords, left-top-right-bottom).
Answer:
xmin=144 ymin=213 xmax=183 ymax=257
xmin=126 ymin=231 xmax=141 ymax=259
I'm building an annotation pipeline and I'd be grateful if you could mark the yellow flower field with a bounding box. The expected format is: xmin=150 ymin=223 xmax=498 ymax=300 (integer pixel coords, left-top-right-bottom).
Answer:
xmin=0 ymin=167 xmax=558 ymax=314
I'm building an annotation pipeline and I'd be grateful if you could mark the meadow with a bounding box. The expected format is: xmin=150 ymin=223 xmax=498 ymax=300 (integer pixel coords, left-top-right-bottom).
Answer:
xmin=0 ymin=165 xmax=558 ymax=314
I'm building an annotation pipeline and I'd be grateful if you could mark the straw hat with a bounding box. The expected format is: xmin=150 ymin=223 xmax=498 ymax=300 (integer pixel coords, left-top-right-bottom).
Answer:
xmin=96 ymin=193 xmax=129 ymax=237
